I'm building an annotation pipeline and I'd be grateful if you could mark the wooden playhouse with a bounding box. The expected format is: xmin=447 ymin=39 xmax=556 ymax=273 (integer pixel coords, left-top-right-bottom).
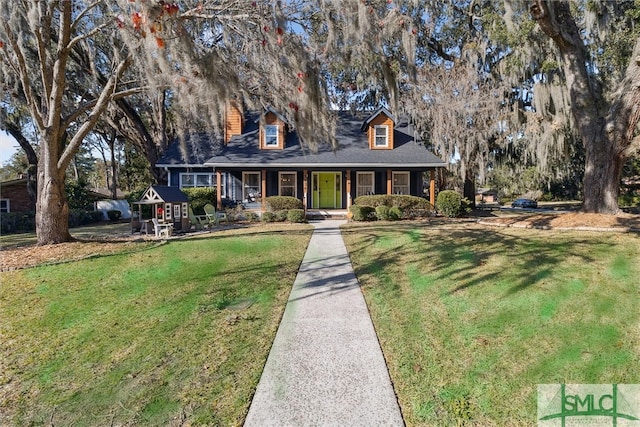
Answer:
xmin=133 ymin=185 xmax=190 ymax=233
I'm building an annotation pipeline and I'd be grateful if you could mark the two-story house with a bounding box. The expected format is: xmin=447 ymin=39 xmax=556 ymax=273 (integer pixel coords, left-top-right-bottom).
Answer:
xmin=156 ymin=104 xmax=446 ymax=212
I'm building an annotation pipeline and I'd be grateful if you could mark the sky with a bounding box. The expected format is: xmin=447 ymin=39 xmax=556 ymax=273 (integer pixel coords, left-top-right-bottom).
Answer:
xmin=0 ymin=131 xmax=19 ymax=164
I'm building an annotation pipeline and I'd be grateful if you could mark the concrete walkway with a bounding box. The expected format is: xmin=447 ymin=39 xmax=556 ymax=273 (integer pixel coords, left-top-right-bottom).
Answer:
xmin=244 ymin=220 xmax=404 ymax=427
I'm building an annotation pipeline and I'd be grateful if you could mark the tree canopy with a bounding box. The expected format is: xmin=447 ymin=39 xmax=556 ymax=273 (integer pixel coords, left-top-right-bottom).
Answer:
xmin=1 ymin=0 xmax=639 ymax=244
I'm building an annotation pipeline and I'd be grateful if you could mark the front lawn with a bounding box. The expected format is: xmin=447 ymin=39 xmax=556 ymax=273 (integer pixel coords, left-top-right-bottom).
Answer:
xmin=342 ymin=222 xmax=640 ymax=426
xmin=0 ymin=225 xmax=312 ymax=425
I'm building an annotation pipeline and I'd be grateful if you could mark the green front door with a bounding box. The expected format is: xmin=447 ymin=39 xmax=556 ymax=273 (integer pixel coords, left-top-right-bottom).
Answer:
xmin=314 ymin=172 xmax=341 ymax=209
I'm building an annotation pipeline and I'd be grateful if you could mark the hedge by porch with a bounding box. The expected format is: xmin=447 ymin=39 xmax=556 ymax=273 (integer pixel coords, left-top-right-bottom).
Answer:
xmin=353 ymin=194 xmax=432 ymax=219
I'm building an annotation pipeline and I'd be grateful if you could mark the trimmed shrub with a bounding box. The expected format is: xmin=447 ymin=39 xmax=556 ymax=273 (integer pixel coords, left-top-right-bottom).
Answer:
xmin=266 ymin=196 xmax=303 ymax=211
xmin=436 ymin=190 xmax=465 ymax=218
xmin=389 ymin=206 xmax=403 ymax=220
xmin=107 ymin=210 xmax=122 ymax=221
xmin=287 ymin=209 xmax=306 ymax=223
xmin=354 ymin=195 xmax=393 ymax=207
xmin=275 ymin=210 xmax=289 ymax=222
xmin=244 ymin=211 xmax=259 ymax=222
xmin=0 ymin=212 xmax=36 ymax=234
xmin=182 ymin=187 xmax=216 ymax=215
xmin=261 ymin=211 xmax=277 ymax=222
xmin=354 ymin=194 xmax=431 ymax=218
xmin=349 ymin=205 xmax=376 ymax=221
xmin=375 ymin=205 xmax=390 ymax=221
xmin=68 ymin=209 xmax=104 ymax=228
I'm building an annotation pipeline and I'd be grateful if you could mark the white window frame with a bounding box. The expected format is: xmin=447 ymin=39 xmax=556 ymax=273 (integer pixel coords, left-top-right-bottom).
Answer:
xmin=374 ymin=125 xmax=389 ymax=147
xmin=279 ymin=172 xmax=297 ymax=197
xmin=0 ymin=199 xmax=9 ymax=213
xmin=243 ymin=171 xmax=261 ymax=202
xmin=180 ymin=172 xmax=216 ymax=188
xmin=356 ymin=172 xmax=375 ymax=197
xmin=265 ymin=124 xmax=279 ymax=147
xmin=392 ymin=171 xmax=410 ymax=195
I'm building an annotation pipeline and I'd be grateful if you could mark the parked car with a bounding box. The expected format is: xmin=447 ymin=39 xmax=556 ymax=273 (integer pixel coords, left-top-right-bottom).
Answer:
xmin=511 ymin=198 xmax=538 ymax=208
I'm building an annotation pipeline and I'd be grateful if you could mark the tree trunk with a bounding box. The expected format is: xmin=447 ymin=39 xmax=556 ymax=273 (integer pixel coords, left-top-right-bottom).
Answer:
xmin=110 ymin=136 xmax=118 ymax=200
xmin=36 ymin=150 xmax=72 ymax=245
xmin=529 ymin=0 xmax=625 ymax=214
xmin=463 ymin=173 xmax=476 ymax=209
xmin=582 ymin=130 xmax=624 ymax=213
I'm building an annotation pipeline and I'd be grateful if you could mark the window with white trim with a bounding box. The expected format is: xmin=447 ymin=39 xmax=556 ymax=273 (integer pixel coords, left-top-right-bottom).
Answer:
xmin=243 ymin=172 xmax=261 ymax=203
xmin=374 ymin=125 xmax=389 ymax=147
xmin=279 ymin=172 xmax=297 ymax=197
xmin=392 ymin=172 xmax=410 ymax=195
xmin=0 ymin=199 xmax=9 ymax=213
xmin=180 ymin=173 xmax=216 ymax=188
xmin=265 ymin=124 xmax=279 ymax=146
xmin=180 ymin=172 xmax=226 ymax=198
xmin=356 ymin=172 xmax=375 ymax=197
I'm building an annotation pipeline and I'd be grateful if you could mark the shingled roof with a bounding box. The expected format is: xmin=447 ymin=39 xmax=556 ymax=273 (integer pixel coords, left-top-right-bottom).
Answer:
xmin=156 ymin=111 xmax=446 ymax=169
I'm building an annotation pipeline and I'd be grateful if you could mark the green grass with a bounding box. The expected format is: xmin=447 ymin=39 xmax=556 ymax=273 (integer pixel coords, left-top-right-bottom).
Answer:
xmin=0 ymin=225 xmax=312 ymax=426
xmin=342 ymin=222 xmax=640 ymax=426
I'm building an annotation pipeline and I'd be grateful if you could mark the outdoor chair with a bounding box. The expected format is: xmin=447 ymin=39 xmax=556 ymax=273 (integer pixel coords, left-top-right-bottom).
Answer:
xmin=204 ymin=203 xmax=228 ymax=225
xmin=151 ymin=218 xmax=173 ymax=238
xmin=188 ymin=207 xmax=209 ymax=230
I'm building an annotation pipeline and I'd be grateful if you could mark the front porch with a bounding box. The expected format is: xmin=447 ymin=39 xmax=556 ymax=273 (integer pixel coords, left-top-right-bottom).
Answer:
xmin=214 ymin=168 xmax=438 ymax=212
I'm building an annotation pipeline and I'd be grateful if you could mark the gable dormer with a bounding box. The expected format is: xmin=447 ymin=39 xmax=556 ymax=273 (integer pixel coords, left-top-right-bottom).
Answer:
xmin=259 ymin=107 xmax=287 ymax=150
xmin=361 ymin=107 xmax=395 ymax=150
xmin=224 ymin=100 xmax=244 ymax=144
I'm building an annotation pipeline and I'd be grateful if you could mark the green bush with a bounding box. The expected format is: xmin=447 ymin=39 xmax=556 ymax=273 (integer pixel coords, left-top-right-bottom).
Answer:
xmin=287 ymin=209 xmax=307 ymax=223
xmin=182 ymin=187 xmax=216 ymax=215
xmin=107 ymin=210 xmax=122 ymax=221
xmin=275 ymin=210 xmax=289 ymax=222
xmin=68 ymin=210 xmax=104 ymax=228
xmin=354 ymin=195 xmax=393 ymax=207
xmin=0 ymin=212 xmax=35 ymax=234
xmin=354 ymin=194 xmax=431 ymax=218
xmin=375 ymin=205 xmax=390 ymax=221
xmin=389 ymin=206 xmax=402 ymax=220
xmin=266 ymin=196 xmax=303 ymax=211
xmin=261 ymin=211 xmax=277 ymax=222
xmin=244 ymin=211 xmax=259 ymax=222
xmin=436 ymin=190 xmax=465 ymax=218
xmin=349 ymin=205 xmax=376 ymax=221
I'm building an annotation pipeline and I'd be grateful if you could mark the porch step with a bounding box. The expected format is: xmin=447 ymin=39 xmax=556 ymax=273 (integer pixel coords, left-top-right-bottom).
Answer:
xmin=306 ymin=210 xmax=349 ymax=220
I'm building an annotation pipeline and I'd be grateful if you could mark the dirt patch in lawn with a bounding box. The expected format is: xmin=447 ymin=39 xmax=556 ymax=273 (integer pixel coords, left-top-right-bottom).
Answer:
xmin=478 ymin=212 xmax=640 ymax=231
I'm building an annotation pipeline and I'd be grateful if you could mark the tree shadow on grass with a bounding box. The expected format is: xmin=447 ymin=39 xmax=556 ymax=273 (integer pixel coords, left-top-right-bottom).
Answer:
xmin=342 ymin=221 xmax=618 ymax=297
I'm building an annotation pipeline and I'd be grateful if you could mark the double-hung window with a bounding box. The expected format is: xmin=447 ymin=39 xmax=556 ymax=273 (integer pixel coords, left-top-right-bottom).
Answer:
xmin=265 ymin=124 xmax=279 ymax=147
xmin=356 ymin=172 xmax=375 ymax=197
xmin=392 ymin=172 xmax=410 ymax=195
xmin=374 ymin=125 xmax=389 ymax=147
xmin=279 ymin=172 xmax=297 ymax=197
xmin=0 ymin=199 xmax=9 ymax=213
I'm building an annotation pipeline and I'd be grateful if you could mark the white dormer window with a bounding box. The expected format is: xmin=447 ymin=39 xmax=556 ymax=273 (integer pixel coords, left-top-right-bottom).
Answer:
xmin=265 ymin=124 xmax=279 ymax=146
xmin=374 ymin=125 xmax=388 ymax=147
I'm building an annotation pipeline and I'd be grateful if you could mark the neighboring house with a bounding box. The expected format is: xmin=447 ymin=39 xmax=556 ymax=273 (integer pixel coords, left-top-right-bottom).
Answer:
xmin=156 ymin=104 xmax=447 ymax=211
xmin=0 ymin=177 xmax=34 ymax=213
xmin=476 ymin=188 xmax=499 ymax=205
